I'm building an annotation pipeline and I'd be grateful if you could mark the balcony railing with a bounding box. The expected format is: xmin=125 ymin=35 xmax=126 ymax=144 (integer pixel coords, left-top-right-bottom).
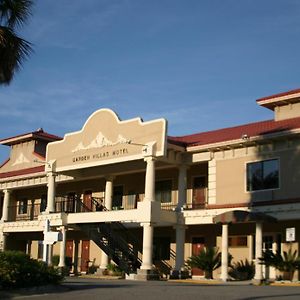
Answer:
xmin=8 ymin=203 xmax=45 ymax=221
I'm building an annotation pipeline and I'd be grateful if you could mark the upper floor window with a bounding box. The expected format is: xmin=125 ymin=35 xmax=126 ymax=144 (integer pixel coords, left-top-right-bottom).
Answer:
xmin=155 ymin=180 xmax=172 ymax=203
xmin=18 ymin=198 xmax=28 ymax=214
xmin=246 ymin=159 xmax=279 ymax=192
xmin=40 ymin=194 xmax=47 ymax=212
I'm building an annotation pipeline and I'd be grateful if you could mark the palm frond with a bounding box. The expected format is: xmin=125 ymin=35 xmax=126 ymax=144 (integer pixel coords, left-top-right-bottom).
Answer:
xmin=0 ymin=25 xmax=32 ymax=84
xmin=0 ymin=0 xmax=33 ymax=28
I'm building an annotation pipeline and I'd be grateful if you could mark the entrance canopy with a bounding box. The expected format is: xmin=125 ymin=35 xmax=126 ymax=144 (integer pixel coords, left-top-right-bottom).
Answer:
xmin=213 ymin=210 xmax=277 ymax=224
xmin=46 ymin=109 xmax=167 ymax=173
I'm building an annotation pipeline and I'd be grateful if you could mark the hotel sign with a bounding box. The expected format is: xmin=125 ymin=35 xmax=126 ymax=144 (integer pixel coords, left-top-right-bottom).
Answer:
xmin=47 ymin=109 xmax=167 ymax=172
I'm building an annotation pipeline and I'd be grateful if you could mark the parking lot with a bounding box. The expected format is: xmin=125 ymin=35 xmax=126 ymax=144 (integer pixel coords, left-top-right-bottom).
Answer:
xmin=1 ymin=277 xmax=300 ymax=300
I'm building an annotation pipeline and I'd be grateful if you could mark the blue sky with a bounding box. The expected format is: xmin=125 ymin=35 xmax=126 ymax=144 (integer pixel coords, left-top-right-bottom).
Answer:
xmin=1 ymin=0 xmax=300 ymax=162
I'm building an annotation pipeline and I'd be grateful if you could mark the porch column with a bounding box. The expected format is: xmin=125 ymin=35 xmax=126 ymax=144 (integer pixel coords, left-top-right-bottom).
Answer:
xmin=141 ymin=222 xmax=154 ymax=270
xmin=220 ymin=223 xmax=229 ymax=281
xmin=104 ymin=176 xmax=114 ymax=210
xmin=254 ymin=222 xmax=263 ymax=282
xmin=144 ymin=156 xmax=156 ymax=202
xmin=46 ymin=172 xmax=56 ymax=213
xmin=58 ymin=226 xmax=67 ymax=268
xmin=1 ymin=189 xmax=11 ymax=221
xmin=0 ymin=232 xmax=8 ymax=251
xmin=175 ymin=225 xmax=186 ymax=271
xmin=26 ymin=240 xmax=32 ymax=256
xmin=177 ymin=165 xmax=187 ymax=210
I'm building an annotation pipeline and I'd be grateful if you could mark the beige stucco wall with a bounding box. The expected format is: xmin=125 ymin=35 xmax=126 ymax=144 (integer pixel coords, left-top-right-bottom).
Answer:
xmin=275 ymin=102 xmax=300 ymax=121
xmin=215 ymin=140 xmax=300 ymax=205
xmin=0 ymin=141 xmax=45 ymax=173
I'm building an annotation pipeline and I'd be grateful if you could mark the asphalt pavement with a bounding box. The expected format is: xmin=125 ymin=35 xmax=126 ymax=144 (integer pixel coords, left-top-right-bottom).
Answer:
xmin=1 ymin=277 xmax=300 ymax=300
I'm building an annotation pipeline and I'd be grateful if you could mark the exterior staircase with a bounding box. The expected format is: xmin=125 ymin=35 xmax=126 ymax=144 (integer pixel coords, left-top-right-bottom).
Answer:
xmin=79 ymin=222 xmax=142 ymax=274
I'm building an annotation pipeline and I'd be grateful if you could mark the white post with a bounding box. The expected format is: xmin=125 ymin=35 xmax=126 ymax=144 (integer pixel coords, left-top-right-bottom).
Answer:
xmin=175 ymin=225 xmax=185 ymax=271
xmin=58 ymin=226 xmax=67 ymax=267
xmin=144 ymin=157 xmax=156 ymax=202
xmin=141 ymin=222 xmax=154 ymax=270
xmin=43 ymin=219 xmax=50 ymax=263
xmin=177 ymin=165 xmax=187 ymax=210
xmin=104 ymin=176 xmax=114 ymax=210
xmin=46 ymin=172 xmax=56 ymax=213
xmin=221 ymin=223 xmax=229 ymax=281
xmin=254 ymin=222 xmax=263 ymax=282
xmin=1 ymin=189 xmax=11 ymax=221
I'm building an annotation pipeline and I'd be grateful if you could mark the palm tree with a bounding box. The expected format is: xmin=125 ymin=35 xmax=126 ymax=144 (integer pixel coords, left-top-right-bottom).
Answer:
xmin=186 ymin=247 xmax=222 ymax=279
xmin=0 ymin=0 xmax=33 ymax=85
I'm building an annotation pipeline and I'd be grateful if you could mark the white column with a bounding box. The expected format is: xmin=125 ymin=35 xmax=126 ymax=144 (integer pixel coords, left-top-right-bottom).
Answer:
xmin=144 ymin=157 xmax=156 ymax=202
xmin=141 ymin=222 xmax=154 ymax=270
xmin=0 ymin=232 xmax=8 ymax=251
xmin=104 ymin=176 xmax=114 ymax=210
xmin=58 ymin=226 xmax=67 ymax=267
xmin=175 ymin=225 xmax=185 ymax=271
xmin=46 ymin=172 xmax=56 ymax=213
xmin=26 ymin=240 xmax=32 ymax=256
xmin=102 ymin=176 xmax=114 ymax=268
xmin=221 ymin=223 xmax=229 ymax=281
xmin=1 ymin=189 xmax=11 ymax=221
xmin=254 ymin=222 xmax=263 ymax=281
xmin=177 ymin=165 xmax=187 ymax=210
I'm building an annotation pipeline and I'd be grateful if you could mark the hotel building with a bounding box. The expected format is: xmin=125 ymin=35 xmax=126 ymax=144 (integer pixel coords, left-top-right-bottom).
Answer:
xmin=0 ymin=88 xmax=300 ymax=281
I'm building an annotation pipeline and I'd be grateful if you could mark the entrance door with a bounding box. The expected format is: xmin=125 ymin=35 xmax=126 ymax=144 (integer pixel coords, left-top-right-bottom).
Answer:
xmin=80 ymin=240 xmax=90 ymax=273
xmin=192 ymin=177 xmax=207 ymax=209
xmin=192 ymin=237 xmax=205 ymax=276
xmin=83 ymin=191 xmax=93 ymax=211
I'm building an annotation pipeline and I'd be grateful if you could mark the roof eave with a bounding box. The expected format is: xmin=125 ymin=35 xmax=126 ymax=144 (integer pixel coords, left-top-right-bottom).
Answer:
xmin=186 ymin=128 xmax=300 ymax=152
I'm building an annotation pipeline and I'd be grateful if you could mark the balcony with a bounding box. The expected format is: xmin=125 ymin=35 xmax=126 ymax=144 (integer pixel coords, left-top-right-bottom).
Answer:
xmin=8 ymin=202 xmax=45 ymax=222
xmin=161 ymin=187 xmax=208 ymax=211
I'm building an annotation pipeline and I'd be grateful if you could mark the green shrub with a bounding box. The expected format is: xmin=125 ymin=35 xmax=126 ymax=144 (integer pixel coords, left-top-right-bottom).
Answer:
xmin=0 ymin=251 xmax=63 ymax=289
xmin=186 ymin=247 xmax=221 ymax=279
xmin=106 ymin=263 xmax=123 ymax=276
xmin=260 ymin=249 xmax=300 ymax=281
xmin=229 ymin=259 xmax=255 ymax=280
xmin=52 ymin=255 xmax=72 ymax=268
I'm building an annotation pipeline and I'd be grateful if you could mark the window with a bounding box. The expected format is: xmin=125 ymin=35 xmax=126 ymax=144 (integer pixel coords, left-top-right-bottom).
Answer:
xmin=247 ymin=159 xmax=279 ymax=192
xmin=40 ymin=194 xmax=47 ymax=212
xmin=155 ymin=180 xmax=172 ymax=203
xmin=18 ymin=198 xmax=28 ymax=214
xmin=113 ymin=186 xmax=123 ymax=209
xmin=229 ymin=236 xmax=248 ymax=247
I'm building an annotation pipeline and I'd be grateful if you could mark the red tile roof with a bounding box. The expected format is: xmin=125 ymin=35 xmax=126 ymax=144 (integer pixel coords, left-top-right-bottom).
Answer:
xmin=256 ymin=88 xmax=300 ymax=102
xmin=0 ymin=129 xmax=62 ymax=146
xmin=0 ymin=165 xmax=45 ymax=179
xmin=168 ymin=116 xmax=300 ymax=148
